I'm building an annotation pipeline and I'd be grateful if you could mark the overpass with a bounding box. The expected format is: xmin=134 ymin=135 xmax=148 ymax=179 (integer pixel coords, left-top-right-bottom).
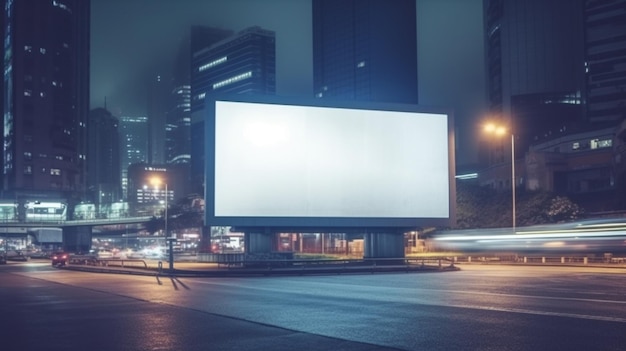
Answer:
xmin=0 ymin=216 xmax=153 ymax=252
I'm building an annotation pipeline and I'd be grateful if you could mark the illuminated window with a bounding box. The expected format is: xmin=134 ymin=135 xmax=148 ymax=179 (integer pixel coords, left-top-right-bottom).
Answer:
xmin=357 ymin=61 xmax=366 ymax=68
xmin=24 ymin=152 xmax=32 ymax=160
xmin=591 ymin=138 xmax=612 ymax=149
xmin=198 ymin=56 xmax=227 ymax=72
xmin=52 ymin=1 xmax=72 ymax=13
xmin=572 ymin=142 xmax=579 ymax=150
xmin=50 ymin=168 xmax=61 ymax=176
xmin=24 ymin=90 xmax=32 ymax=96
xmin=39 ymin=48 xmax=46 ymax=54
xmin=24 ymin=166 xmax=32 ymax=175
xmin=213 ymin=71 xmax=252 ymax=89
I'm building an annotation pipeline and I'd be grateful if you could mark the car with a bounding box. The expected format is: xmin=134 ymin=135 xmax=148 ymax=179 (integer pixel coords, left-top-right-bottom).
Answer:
xmin=51 ymin=252 xmax=69 ymax=266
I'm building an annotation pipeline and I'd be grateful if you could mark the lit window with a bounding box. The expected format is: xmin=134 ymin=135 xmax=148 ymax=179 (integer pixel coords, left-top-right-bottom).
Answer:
xmin=357 ymin=61 xmax=366 ymax=68
xmin=39 ymin=48 xmax=46 ymax=54
xmin=24 ymin=152 xmax=32 ymax=160
xmin=591 ymin=139 xmax=612 ymax=149
xmin=50 ymin=168 xmax=61 ymax=176
xmin=24 ymin=166 xmax=32 ymax=175
xmin=55 ymin=155 xmax=63 ymax=160
xmin=24 ymin=90 xmax=32 ymax=96
xmin=52 ymin=1 xmax=72 ymax=13
xmin=198 ymin=56 xmax=227 ymax=72
xmin=572 ymin=142 xmax=580 ymax=150
xmin=24 ymin=45 xmax=32 ymax=52
xmin=213 ymin=71 xmax=252 ymax=89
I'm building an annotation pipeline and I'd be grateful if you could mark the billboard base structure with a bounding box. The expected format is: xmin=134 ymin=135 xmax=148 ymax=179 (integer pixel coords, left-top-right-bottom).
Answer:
xmin=363 ymin=232 xmax=405 ymax=259
xmin=62 ymin=226 xmax=92 ymax=253
xmin=239 ymin=228 xmax=406 ymax=259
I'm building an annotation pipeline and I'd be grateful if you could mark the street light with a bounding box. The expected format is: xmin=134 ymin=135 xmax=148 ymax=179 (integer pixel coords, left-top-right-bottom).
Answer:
xmin=150 ymin=177 xmax=174 ymax=271
xmin=483 ymin=122 xmax=516 ymax=232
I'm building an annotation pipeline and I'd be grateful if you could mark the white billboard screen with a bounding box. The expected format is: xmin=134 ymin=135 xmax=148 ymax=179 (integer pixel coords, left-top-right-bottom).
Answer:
xmin=207 ymin=98 xmax=454 ymax=229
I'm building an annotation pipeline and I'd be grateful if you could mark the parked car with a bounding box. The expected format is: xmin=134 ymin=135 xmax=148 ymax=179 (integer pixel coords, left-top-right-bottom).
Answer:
xmin=51 ymin=252 xmax=69 ymax=267
xmin=6 ymin=250 xmax=28 ymax=261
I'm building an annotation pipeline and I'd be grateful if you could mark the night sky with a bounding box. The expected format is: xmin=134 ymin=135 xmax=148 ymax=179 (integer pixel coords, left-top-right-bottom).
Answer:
xmin=90 ymin=0 xmax=484 ymax=165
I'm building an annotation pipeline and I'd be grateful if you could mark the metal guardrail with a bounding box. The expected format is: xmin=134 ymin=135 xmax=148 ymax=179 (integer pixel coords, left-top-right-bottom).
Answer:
xmin=448 ymin=255 xmax=626 ymax=266
xmin=68 ymin=255 xmax=148 ymax=269
xmin=197 ymin=254 xmax=455 ymax=271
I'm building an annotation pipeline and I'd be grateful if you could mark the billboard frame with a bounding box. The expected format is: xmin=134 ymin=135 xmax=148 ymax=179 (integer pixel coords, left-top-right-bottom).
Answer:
xmin=204 ymin=94 xmax=456 ymax=232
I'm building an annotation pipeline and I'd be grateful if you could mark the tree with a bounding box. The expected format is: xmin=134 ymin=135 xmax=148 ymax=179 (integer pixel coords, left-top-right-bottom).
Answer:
xmin=455 ymin=181 xmax=584 ymax=228
xmin=547 ymin=196 xmax=582 ymax=222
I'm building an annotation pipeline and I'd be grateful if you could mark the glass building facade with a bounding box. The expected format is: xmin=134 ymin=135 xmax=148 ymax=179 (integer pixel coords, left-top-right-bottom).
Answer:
xmin=584 ymin=0 xmax=626 ymax=123
xmin=190 ymin=26 xmax=276 ymax=187
xmin=119 ymin=116 xmax=149 ymax=198
xmin=312 ymin=0 xmax=418 ymax=104
xmin=2 ymin=0 xmax=90 ymax=197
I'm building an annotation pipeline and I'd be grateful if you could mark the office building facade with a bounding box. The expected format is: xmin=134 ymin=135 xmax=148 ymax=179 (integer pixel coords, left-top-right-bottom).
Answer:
xmin=190 ymin=26 xmax=276 ymax=187
xmin=584 ymin=0 xmax=626 ymax=123
xmin=312 ymin=0 xmax=418 ymax=104
xmin=119 ymin=116 xmax=149 ymax=198
xmin=484 ymin=0 xmax=586 ymax=164
xmin=166 ymin=26 xmax=233 ymax=165
xmin=87 ymin=108 xmax=121 ymax=205
xmin=2 ymin=0 xmax=90 ymax=198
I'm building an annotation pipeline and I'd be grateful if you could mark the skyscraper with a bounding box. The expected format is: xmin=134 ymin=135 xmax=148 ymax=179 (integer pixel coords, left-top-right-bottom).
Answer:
xmin=87 ymin=108 xmax=121 ymax=205
xmin=166 ymin=26 xmax=233 ymax=165
xmin=312 ymin=0 xmax=418 ymax=104
xmin=190 ymin=26 xmax=276 ymax=188
xmin=484 ymin=0 xmax=586 ymax=160
xmin=584 ymin=0 xmax=626 ymax=123
xmin=119 ymin=116 xmax=149 ymax=198
xmin=2 ymin=0 xmax=90 ymax=199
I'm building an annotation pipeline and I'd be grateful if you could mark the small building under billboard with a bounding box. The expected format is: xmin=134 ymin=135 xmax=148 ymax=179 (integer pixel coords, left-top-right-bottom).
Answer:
xmin=204 ymin=95 xmax=455 ymax=258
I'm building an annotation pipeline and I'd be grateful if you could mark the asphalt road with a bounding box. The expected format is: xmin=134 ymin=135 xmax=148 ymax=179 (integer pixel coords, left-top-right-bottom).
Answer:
xmin=1 ymin=261 xmax=625 ymax=350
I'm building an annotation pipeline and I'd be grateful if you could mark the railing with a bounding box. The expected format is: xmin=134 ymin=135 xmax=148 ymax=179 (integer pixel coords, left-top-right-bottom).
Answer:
xmin=68 ymin=255 xmax=148 ymax=269
xmin=197 ymin=253 xmax=456 ymax=272
xmin=448 ymin=255 xmax=626 ymax=266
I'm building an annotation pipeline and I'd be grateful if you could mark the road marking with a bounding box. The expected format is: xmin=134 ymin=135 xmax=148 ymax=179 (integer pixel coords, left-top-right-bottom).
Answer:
xmin=447 ymin=303 xmax=626 ymax=323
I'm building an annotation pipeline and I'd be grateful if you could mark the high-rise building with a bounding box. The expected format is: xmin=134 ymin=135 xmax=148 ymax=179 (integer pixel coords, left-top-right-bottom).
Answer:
xmin=87 ymin=108 xmax=121 ymax=205
xmin=484 ymin=0 xmax=586 ymax=162
xmin=119 ymin=116 xmax=149 ymax=198
xmin=166 ymin=84 xmax=191 ymax=164
xmin=148 ymin=74 xmax=170 ymax=165
xmin=312 ymin=0 xmax=418 ymax=104
xmin=190 ymin=26 xmax=276 ymax=187
xmin=1 ymin=0 xmax=90 ymax=199
xmin=584 ymin=0 xmax=626 ymax=123
xmin=166 ymin=26 xmax=233 ymax=165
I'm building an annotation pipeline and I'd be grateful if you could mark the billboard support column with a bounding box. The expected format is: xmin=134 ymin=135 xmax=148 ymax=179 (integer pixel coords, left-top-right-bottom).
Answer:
xmin=244 ymin=231 xmax=273 ymax=254
xmin=62 ymin=226 xmax=92 ymax=253
xmin=363 ymin=232 xmax=404 ymax=260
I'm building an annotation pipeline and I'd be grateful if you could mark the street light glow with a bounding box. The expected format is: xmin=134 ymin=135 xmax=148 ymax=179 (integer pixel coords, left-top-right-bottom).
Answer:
xmin=483 ymin=121 xmax=516 ymax=231
xmin=483 ymin=122 xmax=507 ymax=136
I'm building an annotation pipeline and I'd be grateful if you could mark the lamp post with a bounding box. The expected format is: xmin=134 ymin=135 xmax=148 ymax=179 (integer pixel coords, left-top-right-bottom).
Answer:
xmin=151 ymin=177 xmax=174 ymax=271
xmin=484 ymin=123 xmax=516 ymax=232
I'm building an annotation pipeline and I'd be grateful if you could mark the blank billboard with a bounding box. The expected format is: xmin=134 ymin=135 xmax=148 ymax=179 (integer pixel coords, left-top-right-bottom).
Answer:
xmin=205 ymin=97 xmax=455 ymax=229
